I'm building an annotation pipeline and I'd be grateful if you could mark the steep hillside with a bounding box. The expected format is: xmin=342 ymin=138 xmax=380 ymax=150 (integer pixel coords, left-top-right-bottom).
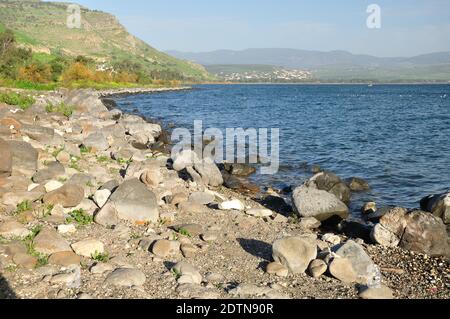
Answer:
xmin=0 ymin=0 xmax=210 ymax=81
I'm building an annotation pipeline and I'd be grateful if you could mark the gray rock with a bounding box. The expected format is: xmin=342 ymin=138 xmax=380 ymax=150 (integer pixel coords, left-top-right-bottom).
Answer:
xmin=292 ymin=184 xmax=349 ymax=222
xmin=21 ymin=124 xmax=55 ymax=144
xmin=333 ymin=240 xmax=376 ymax=285
xmin=189 ymin=192 xmax=215 ymax=205
xmin=194 ymin=158 xmax=223 ymax=187
xmin=105 ymin=268 xmax=146 ymax=287
xmin=32 ymin=161 xmax=65 ymax=183
xmin=272 ymin=236 xmax=317 ymax=274
xmin=0 ymin=137 xmax=12 ymax=177
xmin=109 ymin=178 xmax=159 ymax=223
xmin=8 ymin=140 xmax=38 ymax=176
xmin=172 ymin=150 xmax=199 ymax=171
xmin=94 ymin=203 xmax=119 ymax=228
xmin=84 ymin=132 xmax=109 ymax=151
xmin=172 ymin=261 xmax=202 ymax=285
xmin=64 ymin=89 xmax=108 ymax=115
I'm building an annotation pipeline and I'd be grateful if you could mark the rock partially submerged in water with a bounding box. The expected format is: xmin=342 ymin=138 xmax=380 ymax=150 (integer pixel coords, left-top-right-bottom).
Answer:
xmin=310 ymin=172 xmax=352 ymax=205
xmin=292 ymin=183 xmax=349 ymax=222
xmin=420 ymin=191 xmax=450 ymax=224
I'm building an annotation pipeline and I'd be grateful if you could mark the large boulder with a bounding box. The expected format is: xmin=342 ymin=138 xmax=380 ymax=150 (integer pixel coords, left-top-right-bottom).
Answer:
xmin=0 ymin=137 xmax=12 ymax=177
xmin=371 ymin=208 xmax=450 ymax=257
xmin=63 ymin=89 xmax=108 ymax=115
xmin=420 ymin=191 xmax=450 ymax=224
xmin=400 ymin=211 xmax=449 ymax=257
xmin=292 ymin=184 xmax=349 ymax=222
xmin=370 ymin=207 xmax=408 ymax=247
xmin=333 ymin=240 xmax=377 ymax=285
xmin=20 ymin=124 xmax=55 ymax=144
xmin=310 ymin=172 xmax=352 ymax=205
xmin=109 ymin=178 xmax=159 ymax=224
xmin=7 ymin=141 xmax=38 ymax=176
xmin=272 ymin=236 xmax=317 ymax=274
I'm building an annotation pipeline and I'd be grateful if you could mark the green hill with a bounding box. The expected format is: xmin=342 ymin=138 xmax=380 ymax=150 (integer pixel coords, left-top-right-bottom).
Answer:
xmin=0 ymin=0 xmax=210 ymax=81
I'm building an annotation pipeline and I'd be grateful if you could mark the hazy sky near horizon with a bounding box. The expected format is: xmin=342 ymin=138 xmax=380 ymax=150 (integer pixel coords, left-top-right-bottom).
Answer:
xmin=67 ymin=0 xmax=450 ymax=57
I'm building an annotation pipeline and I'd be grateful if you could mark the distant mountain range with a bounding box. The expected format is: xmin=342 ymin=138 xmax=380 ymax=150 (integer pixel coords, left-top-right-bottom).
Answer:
xmin=167 ymin=49 xmax=450 ymax=82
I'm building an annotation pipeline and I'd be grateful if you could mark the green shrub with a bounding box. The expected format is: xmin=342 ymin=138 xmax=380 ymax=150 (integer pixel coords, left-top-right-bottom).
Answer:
xmin=66 ymin=209 xmax=93 ymax=226
xmin=0 ymin=92 xmax=35 ymax=109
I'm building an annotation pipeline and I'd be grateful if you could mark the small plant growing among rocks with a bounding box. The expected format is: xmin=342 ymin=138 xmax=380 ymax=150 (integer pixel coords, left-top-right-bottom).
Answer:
xmin=23 ymin=225 xmax=49 ymax=268
xmin=15 ymin=200 xmax=32 ymax=215
xmin=91 ymin=251 xmax=109 ymax=263
xmin=45 ymin=102 xmax=74 ymax=117
xmin=178 ymin=228 xmax=192 ymax=238
xmin=66 ymin=209 xmax=93 ymax=226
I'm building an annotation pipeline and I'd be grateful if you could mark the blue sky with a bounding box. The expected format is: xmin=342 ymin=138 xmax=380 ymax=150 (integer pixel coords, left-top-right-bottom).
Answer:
xmin=66 ymin=0 xmax=450 ymax=57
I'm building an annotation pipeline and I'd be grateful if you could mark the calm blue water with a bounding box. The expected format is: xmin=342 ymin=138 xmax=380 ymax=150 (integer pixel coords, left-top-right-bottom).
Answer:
xmin=115 ymin=84 xmax=450 ymax=212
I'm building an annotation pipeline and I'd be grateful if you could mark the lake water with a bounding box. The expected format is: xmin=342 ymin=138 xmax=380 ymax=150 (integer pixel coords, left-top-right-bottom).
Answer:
xmin=114 ymin=84 xmax=450 ymax=213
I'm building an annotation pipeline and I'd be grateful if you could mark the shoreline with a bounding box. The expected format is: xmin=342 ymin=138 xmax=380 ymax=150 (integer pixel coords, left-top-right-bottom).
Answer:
xmin=0 ymin=87 xmax=448 ymax=299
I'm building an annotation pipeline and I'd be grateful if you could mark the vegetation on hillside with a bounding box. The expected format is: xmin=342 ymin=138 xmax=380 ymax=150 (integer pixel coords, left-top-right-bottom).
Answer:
xmin=0 ymin=0 xmax=211 ymax=89
xmin=0 ymin=28 xmax=185 ymax=89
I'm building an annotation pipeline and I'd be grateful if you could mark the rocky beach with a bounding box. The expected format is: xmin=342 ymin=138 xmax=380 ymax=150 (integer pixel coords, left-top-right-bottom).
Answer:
xmin=0 ymin=87 xmax=448 ymax=300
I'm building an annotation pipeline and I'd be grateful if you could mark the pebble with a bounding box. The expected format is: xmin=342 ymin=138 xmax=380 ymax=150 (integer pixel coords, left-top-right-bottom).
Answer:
xmin=57 ymin=224 xmax=77 ymax=235
xmin=322 ymin=233 xmax=341 ymax=246
xmin=218 ymin=199 xmax=245 ymax=211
